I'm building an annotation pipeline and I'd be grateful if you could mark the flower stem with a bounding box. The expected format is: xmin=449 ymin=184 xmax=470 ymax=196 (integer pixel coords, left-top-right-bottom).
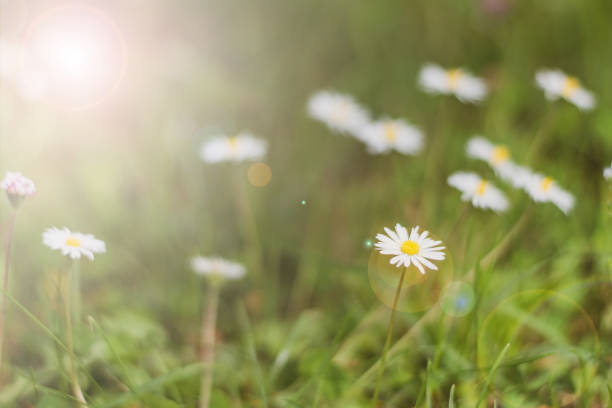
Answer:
xmin=371 ymin=267 xmax=406 ymax=406
xmin=232 ymin=170 xmax=264 ymax=278
xmin=64 ymin=262 xmax=88 ymax=407
xmin=71 ymin=259 xmax=81 ymax=323
xmin=0 ymin=211 xmax=16 ymax=375
xmin=199 ymin=283 xmax=220 ymax=408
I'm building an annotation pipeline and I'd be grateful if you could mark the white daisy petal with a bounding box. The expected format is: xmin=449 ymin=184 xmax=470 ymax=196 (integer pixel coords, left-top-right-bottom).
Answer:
xmin=42 ymin=227 xmax=105 ymax=261
xmin=418 ymin=63 xmax=487 ymax=104
xmin=535 ymin=69 xmax=596 ymax=111
xmin=374 ymin=223 xmax=445 ymax=273
xmin=200 ymin=132 xmax=267 ymax=164
xmin=191 ymin=256 xmax=246 ymax=280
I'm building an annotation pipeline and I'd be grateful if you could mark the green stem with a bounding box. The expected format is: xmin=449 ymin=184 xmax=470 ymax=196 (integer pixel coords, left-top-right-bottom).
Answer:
xmin=0 ymin=211 xmax=16 ymax=375
xmin=233 ymin=170 xmax=264 ymax=278
xmin=371 ymin=267 xmax=406 ymax=406
xmin=65 ymin=262 xmax=88 ymax=407
xmin=199 ymin=283 xmax=220 ymax=408
xmin=72 ymin=259 xmax=81 ymax=323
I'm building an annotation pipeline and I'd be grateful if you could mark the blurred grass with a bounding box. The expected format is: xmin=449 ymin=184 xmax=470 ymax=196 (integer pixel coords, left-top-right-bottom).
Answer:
xmin=1 ymin=0 xmax=612 ymax=406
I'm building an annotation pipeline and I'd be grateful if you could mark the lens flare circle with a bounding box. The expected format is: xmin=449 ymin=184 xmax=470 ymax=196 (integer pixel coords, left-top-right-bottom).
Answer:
xmin=23 ymin=5 xmax=126 ymax=110
xmin=440 ymin=281 xmax=475 ymax=317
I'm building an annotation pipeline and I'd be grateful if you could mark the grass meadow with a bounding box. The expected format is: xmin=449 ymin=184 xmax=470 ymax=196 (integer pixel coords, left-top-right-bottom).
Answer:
xmin=1 ymin=0 xmax=612 ymax=406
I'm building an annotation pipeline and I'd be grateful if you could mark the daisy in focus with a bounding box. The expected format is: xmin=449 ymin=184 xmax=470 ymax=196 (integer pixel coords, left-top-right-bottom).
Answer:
xmin=359 ymin=118 xmax=424 ymax=155
xmin=418 ymin=63 xmax=488 ymax=103
xmin=307 ymin=90 xmax=370 ymax=135
xmin=191 ymin=256 xmax=246 ymax=281
xmin=199 ymin=132 xmax=267 ymax=164
xmin=535 ymin=69 xmax=596 ymax=111
xmin=448 ymin=172 xmax=509 ymax=212
xmin=604 ymin=162 xmax=612 ymax=180
xmin=524 ymin=174 xmax=575 ymax=214
xmin=374 ymin=224 xmax=445 ymax=274
xmin=42 ymin=227 xmax=106 ymax=260
xmin=1 ymin=171 xmax=35 ymax=207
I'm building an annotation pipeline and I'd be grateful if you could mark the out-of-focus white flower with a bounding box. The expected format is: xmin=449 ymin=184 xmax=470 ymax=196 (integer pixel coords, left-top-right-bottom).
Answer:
xmin=466 ymin=136 xmax=511 ymax=168
xmin=535 ymin=69 xmax=596 ymax=111
xmin=603 ymin=163 xmax=612 ymax=180
xmin=466 ymin=136 xmax=534 ymax=189
xmin=496 ymin=161 xmax=534 ymax=189
xmin=418 ymin=63 xmax=487 ymax=103
xmin=307 ymin=90 xmax=370 ymax=135
xmin=374 ymin=224 xmax=445 ymax=274
xmin=42 ymin=227 xmax=106 ymax=260
xmin=191 ymin=256 xmax=246 ymax=280
xmin=199 ymin=132 xmax=267 ymax=164
xmin=359 ymin=118 xmax=424 ymax=155
xmin=1 ymin=171 xmax=36 ymax=207
xmin=524 ymin=174 xmax=575 ymax=214
xmin=448 ymin=172 xmax=509 ymax=212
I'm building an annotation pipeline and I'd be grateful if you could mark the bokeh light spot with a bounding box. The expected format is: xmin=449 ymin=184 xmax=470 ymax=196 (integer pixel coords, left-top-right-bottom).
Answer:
xmin=247 ymin=162 xmax=272 ymax=187
xmin=440 ymin=281 xmax=475 ymax=317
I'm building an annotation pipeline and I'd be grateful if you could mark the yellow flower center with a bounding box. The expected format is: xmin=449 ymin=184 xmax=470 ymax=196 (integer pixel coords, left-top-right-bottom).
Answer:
xmin=228 ymin=137 xmax=238 ymax=151
xmin=401 ymin=240 xmax=419 ymax=255
xmin=66 ymin=237 xmax=81 ymax=247
xmin=476 ymin=180 xmax=488 ymax=196
xmin=541 ymin=177 xmax=554 ymax=192
xmin=384 ymin=123 xmax=396 ymax=141
xmin=491 ymin=146 xmax=510 ymax=165
xmin=447 ymin=69 xmax=464 ymax=90
xmin=562 ymin=76 xmax=580 ymax=98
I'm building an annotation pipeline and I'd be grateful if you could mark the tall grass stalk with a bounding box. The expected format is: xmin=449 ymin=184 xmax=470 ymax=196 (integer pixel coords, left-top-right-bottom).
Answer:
xmin=0 ymin=210 xmax=16 ymax=374
xmin=199 ymin=282 xmax=220 ymax=408
xmin=233 ymin=171 xmax=264 ymax=278
xmin=64 ymin=261 xmax=87 ymax=407
xmin=371 ymin=266 xmax=406 ymax=406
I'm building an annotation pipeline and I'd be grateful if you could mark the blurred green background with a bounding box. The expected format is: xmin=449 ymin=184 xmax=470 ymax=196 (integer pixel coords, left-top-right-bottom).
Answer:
xmin=1 ymin=0 xmax=611 ymax=406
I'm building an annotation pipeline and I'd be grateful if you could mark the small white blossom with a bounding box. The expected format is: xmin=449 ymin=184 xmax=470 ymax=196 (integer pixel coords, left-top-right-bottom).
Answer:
xmin=358 ymin=118 xmax=424 ymax=155
xmin=535 ymin=69 xmax=596 ymax=111
xmin=43 ymin=227 xmax=106 ymax=260
xmin=1 ymin=171 xmax=36 ymax=207
xmin=191 ymin=256 xmax=246 ymax=280
xmin=199 ymin=132 xmax=267 ymax=164
xmin=466 ymin=136 xmax=534 ymax=189
xmin=524 ymin=174 xmax=575 ymax=215
xmin=307 ymin=90 xmax=370 ymax=135
xmin=604 ymin=162 xmax=612 ymax=180
xmin=374 ymin=224 xmax=445 ymax=274
xmin=448 ymin=172 xmax=509 ymax=212
xmin=418 ymin=63 xmax=487 ymax=103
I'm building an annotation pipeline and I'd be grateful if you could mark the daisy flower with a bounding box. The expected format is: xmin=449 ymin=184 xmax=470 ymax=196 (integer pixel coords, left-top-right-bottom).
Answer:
xmin=191 ymin=256 xmax=246 ymax=280
xmin=535 ymin=69 xmax=596 ymax=111
xmin=466 ymin=136 xmax=512 ymax=168
xmin=358 ymin=118 xmax=424 ymax=155
xmin=418 ymin=63 xmax=488 ymax=103
xmin=42 ymin=227 xmax=106 ymax=260
xmin=199 ymin=132 xmax=267 ymax=164
xmin=604 ymin=162 xmax=612 ymax=180
xmin=307 ymin=90 xmax=370 ymax=135
xmin=524 ymin=174 xmax=575 ymax=214
xmin=466 ymin=136 xmax=533 ymax=189
xmin=448 ymin=172 xmax=509 ymax=212
xmin=1 ymin=171 xmax=36 ymax=207
xmin=374 ymin=224 xmax=445 ymax=274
